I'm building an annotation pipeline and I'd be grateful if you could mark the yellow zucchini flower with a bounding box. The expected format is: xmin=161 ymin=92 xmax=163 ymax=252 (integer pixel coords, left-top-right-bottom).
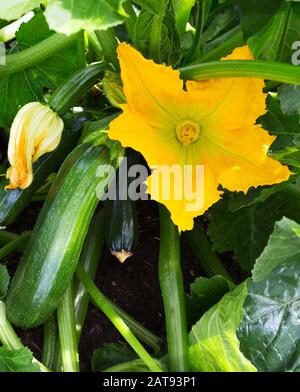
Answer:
xmin=6 ymin=102 xmax=64 ymax=190
xmin=108 ymin=43 xmax=291 ymax=231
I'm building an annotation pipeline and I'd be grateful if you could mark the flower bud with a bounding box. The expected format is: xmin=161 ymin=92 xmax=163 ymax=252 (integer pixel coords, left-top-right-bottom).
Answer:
xmin=6 ymin=102 xmax=64 ymax=190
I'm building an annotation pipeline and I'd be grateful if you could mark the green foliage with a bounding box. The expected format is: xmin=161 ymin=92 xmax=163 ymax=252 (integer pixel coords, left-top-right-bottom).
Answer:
xmin=278 ymin=84 xmax=300 ymax=115
xmin=237 ymin=218 xmax=300 ymax=371
xmin=44 ymin=0 xmax=127 ymax=35
xmin=189 ymin=282 xmax=256 ymax=372
xmin=0 ymin=0 xmax=42 ymax=21
xmin=92 ymin=343 xmax=137 ymax=372
xmin=0 ymin=12 xmax=84 ymax=128
xmin=207 ymin=189 xmax=300 ymax=271
xmin=237 ymin=0 xmax=283 ymax=38
xmin=187 ymin=275 xmax=232 ymax=327
xmin=0 ymin=347 xmax=40 ymax=372
xmin=248 ymin=2 xmax=300 ymax=62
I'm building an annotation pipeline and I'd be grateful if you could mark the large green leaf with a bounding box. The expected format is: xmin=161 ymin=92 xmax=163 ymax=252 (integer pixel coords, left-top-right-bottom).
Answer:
xmin=237 ymin=220 xmax=300 ymax=371
xmin=0 ymin=12 xmax=83 ymax=128
xmin=0 ymin=347 xmax=40 ymax=372
xmin=189 ymin=283 xmax=256 ymax=372
xmin=0 ymin=0 xmax=42 ymax=21
xmin=44 ymin=0 xmax=127 ymax=35
xmin=248 ymin=2 xmax=300 ymax=62
xmin=207 ymin=190 xmax=300 ymax=271
xmin=252 ymin=217 xmax=300 ymax=282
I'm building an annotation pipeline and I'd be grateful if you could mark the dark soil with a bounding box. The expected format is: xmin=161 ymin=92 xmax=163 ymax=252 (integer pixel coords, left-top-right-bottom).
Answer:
xmin=3 ymin=199 xmax=242 ymax=372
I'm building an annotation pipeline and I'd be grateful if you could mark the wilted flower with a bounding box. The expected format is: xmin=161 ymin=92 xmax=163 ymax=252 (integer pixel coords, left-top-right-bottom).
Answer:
xmin=6 ymin=102 xmax=64 ymax=190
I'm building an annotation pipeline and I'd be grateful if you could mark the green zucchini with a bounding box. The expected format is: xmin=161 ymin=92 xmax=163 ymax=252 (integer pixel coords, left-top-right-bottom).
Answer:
xmin=0 ymin=118 xmax=84 ymax=227
xmin=105 ymin=149 xmax=139 ymax=263
xmin=6 ymin=138 xmax=123 ymax=328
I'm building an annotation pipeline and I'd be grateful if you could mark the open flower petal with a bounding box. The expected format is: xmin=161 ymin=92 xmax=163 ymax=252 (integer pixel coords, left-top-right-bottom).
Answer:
xmin=186 ymin=46 xmax=267 ymax=131
xmin=108 ymin=43 xmax=292 ymax=231
xmin=117 ymin=42 xmax=184 ymax=129
xmin=109 ymin=104 xmax=180 ymax=167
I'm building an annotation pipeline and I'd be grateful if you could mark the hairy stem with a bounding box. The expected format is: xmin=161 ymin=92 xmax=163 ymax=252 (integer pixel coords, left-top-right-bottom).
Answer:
xmin=0 ymin=33 xmax=76 ymax=77
xmin=180 ymin=60 xmax=300 ymax=85
xmin=158 ymin=205 xmax=189 ymax=372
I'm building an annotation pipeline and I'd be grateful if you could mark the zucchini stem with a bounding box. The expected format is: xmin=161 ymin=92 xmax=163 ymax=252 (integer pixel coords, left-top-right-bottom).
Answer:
xmin=0 ymin=301 xmax=50 ymax=372
xmin=184 ymin=221 xmax=233 ymax=281
xmin=57 ymin=284 xmax=80 ymax=372
xmin=0 ymin=33 xmax=76 ymax=77
xmin=95 ymin=29 xmax=119 ymax=69
xmin=0 ymin=231 xmax=31 ymax=261
xmin=41 ymin=314 xmax=57 ymax=370
xmin=158 ymin=205 xmax=189 ymax=372
xmin=76 ymin=264 xmax=163 ymax=372
xmin=180 ymin=60 xmax=300 ymax=85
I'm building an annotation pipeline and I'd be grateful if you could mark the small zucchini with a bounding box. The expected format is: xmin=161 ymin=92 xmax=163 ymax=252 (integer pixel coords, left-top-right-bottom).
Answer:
xmin=6 ymin=138 xmax=123 ymax=328
xmin=0 ymin=117 xmax=84 ymax=226
xmin=105 ymin=149 xmax=139 ymax=263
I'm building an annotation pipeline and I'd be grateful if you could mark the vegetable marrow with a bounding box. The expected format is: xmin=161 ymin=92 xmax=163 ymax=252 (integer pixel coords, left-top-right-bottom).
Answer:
xmin=6 ymin=137 xmax=123 ymax=328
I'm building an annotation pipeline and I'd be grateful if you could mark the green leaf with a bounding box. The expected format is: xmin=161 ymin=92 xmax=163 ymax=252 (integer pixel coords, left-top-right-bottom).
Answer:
xmin=237 ymin=235 xmax=300 ymax=371
xmin=92 ymin=343 xmax=137 ymax=372
xmin=187 ymin=275 xmax=232 ymax=327
xmin=0 ymin=0 xmax=42 ymax=21
xmin=207 ymin=189 xmax=300 ymax=271
xmin=44 ymin=0 xmax=127 ymax=35
xmin=248 ymin=2 xmax=300 ymax=62
xmin=189 ymin=283 xmax=256 ymax=372
xmin=278 ymin=84 xmax=300 ymax=115
xmin=0 ymin=12 xmax=84 ymax=128
xmin=0 ymin=347 xmax=40 ymax=372
xmin=132 ymin=0 xmax=161 ymax=14
xmin=237 ymin=0 xmax=283 ymax=38
xmin=0 ymin=265 xmax=9 ymax=299
xmin=132 ymin=8 xmax=180 ymax=64
xmin=227 ymin=179 xmax=294 ymax=212
xmin=252 ymin=217 xmax=300 ymax=282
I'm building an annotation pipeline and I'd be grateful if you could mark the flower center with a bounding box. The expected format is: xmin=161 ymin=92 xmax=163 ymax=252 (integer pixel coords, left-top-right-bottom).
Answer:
xmin=175 ymin=120 xmax=200 ymax=146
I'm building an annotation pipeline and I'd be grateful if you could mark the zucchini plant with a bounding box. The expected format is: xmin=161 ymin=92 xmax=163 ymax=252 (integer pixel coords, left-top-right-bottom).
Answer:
xmin=0 ymin=0 xmax=300 ymax=375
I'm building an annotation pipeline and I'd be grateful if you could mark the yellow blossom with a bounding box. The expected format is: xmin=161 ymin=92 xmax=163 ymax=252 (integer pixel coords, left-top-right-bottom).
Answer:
xmin=6 ymin=102 xmax=64 ymax=190
xmin=108 ymin=43 xmax=291 ymax=231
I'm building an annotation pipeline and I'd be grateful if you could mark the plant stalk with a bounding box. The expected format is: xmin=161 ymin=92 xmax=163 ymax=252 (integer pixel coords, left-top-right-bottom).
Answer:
xmin=57 ymin=284 xmax=79 ymax=372
xmin=41 ymin=314 xmax=57 ymax=370
xmin=158 ymin=205 xmax=189 ymax=372
xmin=76 ymin=264 xmax=163 ymax=372
xmin=0 ymin=33 xmax=76 ymax=77
xmin=0 ymin=231 xmax=30 ymax=261
xmin=95 ymin=29 xmax=119 ymax=69
xmin=185 ymin=221 xmax=233 ymax=281
xmin=0 ymin=301 xmax=49 ymax=372
xmin=180 ymin=60 xmax=300 ymax=85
